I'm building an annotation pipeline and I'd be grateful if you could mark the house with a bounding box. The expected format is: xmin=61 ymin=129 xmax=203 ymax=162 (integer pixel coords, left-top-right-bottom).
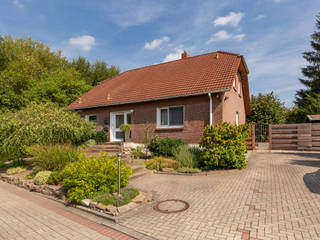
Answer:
xmin=67 ymin=51 xmax=251 ymax=144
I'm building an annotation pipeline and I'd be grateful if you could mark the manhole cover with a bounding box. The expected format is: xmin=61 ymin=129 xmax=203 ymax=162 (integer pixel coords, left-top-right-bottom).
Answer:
xmin=153 ymin=199 xmax=190 ymax=214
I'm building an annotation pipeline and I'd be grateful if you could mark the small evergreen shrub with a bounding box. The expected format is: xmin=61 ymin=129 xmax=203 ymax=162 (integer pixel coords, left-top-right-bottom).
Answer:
xmin=0 ymin=160 xmax=6 ymax=168
xmin=47 ymin=171 xmax=63 ymax=185
xmin=61 ymin=153 xmax=133 ymax=202
xmin=34 ymin=171 xmax=52 ymax=185
xmin=6 ymin=167 xmax=26 ymax=175
xmin=131 ymin=146 xmax=143 ymax=159
xmin=84 ymin=139 xmax=97 ymax=147
xmin=145 ymin=157 xmax=179 ymax=170
xmin=200 ymin=123 xmax=250 ymax=169
xmin=8 ymin=159 xmax=26 ymax=168
xmin=24 ymin=172 xmax=36 ymax=180
xmin=32 ymin=144 xmax=81 ymax=171
xmin=173 ymin=144 xmax=201 ymax=168
xmin=147 ymin=136 xmax=185 ymax=157
xmin=94 ymin=131 xmax=108 ymax=143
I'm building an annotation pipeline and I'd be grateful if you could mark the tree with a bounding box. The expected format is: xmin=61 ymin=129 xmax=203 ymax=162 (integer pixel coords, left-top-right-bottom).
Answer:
xmin=247 ymin=92 xmax=288 ymax=124
xmin=294 ymin=13 xmax=320 ymax=121
xmin=71 ymin=57 xmax=120 ymax=86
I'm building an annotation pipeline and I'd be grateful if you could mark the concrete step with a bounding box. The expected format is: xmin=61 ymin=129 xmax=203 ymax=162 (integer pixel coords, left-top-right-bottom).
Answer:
xmin=86 ymin=147 xmax=121 ymax=152
xmin=131 ymin=165 xmax=146 ymax=174
xmin=86 ymin=151 xmax=119 ymax=157
xmin=130 ymin=168 xmax=153 ymax=180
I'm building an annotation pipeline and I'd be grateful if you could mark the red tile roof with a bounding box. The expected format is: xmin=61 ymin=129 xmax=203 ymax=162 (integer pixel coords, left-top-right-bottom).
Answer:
xmin=67 ymin=51 xmax=248 ymax=110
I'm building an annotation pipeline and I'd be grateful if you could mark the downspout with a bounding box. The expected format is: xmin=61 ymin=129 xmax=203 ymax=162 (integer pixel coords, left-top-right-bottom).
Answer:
xmin=208 ymin=93 xmax=213 ymax=126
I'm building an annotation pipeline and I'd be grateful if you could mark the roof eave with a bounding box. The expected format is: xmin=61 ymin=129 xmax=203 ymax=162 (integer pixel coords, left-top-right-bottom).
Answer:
xmin=67 ymin=89 xmax=230 ymax=110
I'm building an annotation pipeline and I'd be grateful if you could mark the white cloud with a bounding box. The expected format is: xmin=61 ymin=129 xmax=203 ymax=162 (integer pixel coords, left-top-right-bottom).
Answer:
xmin=207 ymin=30 xmax=245 ymax=43
xmin=145 ymin=36 xmax=169 ymax=49
xmin=213 ymin=12 xmax=244 ymax=27
xmin=162 ymin=48 xmax=184 ymax=62
xmin=256 ymin=14 xmax=265 ymax=20
xmin=12 ymin=0 xmax=24 ymax=9
xmin=68 ymin=35 xmax=96 ymax=51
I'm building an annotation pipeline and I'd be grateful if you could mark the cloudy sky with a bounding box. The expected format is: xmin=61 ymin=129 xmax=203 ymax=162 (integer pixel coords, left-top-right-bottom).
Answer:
xmin=1 ymin=0 xmax=320 ymax=106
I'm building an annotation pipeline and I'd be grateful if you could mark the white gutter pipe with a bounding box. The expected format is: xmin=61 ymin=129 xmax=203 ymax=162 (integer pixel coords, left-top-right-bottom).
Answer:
xmin=208 ymin=93 xmax=212 ymax=126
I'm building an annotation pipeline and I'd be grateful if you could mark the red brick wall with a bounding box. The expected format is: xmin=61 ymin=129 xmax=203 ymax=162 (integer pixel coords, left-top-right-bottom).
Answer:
xmin=78 ymin=95 xmax=211 ymax=144
xmin=223 ymin=73 xmax=246 ymax=125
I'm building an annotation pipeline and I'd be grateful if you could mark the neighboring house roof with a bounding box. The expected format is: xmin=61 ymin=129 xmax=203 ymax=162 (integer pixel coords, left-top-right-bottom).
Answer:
xmin=67 ymin=51 xmax=250 ymax=112
xmin=306 ymin=114 xmax=320 ymax=122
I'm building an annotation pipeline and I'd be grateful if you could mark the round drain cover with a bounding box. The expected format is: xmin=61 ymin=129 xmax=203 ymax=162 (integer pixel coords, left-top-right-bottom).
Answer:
xmin=153 ymin=199 xmax=190 ymax=214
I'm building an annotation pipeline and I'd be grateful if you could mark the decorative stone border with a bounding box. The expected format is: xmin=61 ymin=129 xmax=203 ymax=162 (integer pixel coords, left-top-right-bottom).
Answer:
xmin=0 ymin=173 xmax=152 ymax=220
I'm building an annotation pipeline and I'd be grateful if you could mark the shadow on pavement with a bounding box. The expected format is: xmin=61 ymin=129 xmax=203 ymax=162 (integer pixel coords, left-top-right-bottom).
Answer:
xmin=303 ymin=169 xmax=320 ymax=194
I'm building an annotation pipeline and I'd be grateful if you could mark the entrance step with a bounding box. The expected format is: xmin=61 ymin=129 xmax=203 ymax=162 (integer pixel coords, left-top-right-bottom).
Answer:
xmin=85 ymin=143 xmax=122 ymax=157
xmin=255 ymin=142 xmax=270 ymax=150
xmin=129 ymin=164 xmax=153 ymax=180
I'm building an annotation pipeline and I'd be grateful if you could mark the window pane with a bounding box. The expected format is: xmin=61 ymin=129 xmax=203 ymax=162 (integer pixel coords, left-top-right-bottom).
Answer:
xmin=160 ymin=109 xmax=168 ymax=125
xmin=115 ymin=131 xmax=124 ymax=140
xmin=115 ymin=114 xmax=124 ymax=128
xmin=169 ymin=107 xmax=183 ymax=126
xmin=88 ymin=115 xmax=97 ymax=123
xmin=127 ymin=113 xmax=131 ymax=124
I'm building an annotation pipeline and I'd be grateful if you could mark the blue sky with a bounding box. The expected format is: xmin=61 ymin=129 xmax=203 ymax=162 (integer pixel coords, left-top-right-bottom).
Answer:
xmin=1 ymin=0 xmax=320 ymax=107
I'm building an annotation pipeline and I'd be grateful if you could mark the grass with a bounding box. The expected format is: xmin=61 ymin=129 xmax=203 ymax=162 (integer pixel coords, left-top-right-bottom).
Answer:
xmin=177 ymin=167 xmax=201 ymax=173
xmin=91 ymin=188 xmax=139 ymax=207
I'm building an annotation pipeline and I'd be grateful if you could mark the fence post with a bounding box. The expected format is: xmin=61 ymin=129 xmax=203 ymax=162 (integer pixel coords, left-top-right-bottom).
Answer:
xmin=268 ymin=124 xmax=272 ymax=150
xmin=252 ymin=124 xmax=255 ymax=150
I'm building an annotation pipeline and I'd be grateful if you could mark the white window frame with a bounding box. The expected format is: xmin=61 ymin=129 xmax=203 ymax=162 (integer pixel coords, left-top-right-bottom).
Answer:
xmin=237 ymin=72 xmax=241 ymax=95
xmin=85 ymin=114 xmax=97 ymax=123
xmin=156 ymin=106 xmax=184 ymax=128
xmin=236 ymin=112 xmax=239 ymax=126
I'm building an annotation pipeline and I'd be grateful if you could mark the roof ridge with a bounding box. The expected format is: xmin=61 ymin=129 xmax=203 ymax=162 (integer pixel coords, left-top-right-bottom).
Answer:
xmin=216 ymin=50 xmax=242 ymax=56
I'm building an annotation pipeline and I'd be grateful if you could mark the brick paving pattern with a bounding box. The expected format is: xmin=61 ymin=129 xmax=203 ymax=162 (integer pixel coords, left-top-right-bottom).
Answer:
xmin=0 ymin=182 xmax=134 ymax=240
xmin=122 ymin=152 xmax=320 ymax=240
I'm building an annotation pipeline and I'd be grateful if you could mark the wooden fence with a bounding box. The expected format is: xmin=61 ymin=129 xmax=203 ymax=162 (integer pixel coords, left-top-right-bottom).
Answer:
xmin=269 ymin=123 xmax=320 ymax=151
xmin=245 ymin=125 xmax=255 ymax=150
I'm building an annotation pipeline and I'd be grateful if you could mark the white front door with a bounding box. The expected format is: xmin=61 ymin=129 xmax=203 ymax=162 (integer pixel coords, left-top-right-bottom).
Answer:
xmin=110 ymin=111 xmax=132 ymax=142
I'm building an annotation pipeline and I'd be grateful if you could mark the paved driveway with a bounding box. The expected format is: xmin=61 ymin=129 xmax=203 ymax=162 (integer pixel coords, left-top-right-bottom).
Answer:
xmin=123 ymin=152 xmax=320 ymax=240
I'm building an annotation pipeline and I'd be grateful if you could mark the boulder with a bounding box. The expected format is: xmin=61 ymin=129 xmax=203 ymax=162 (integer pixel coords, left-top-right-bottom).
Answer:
xmin=80 ymin=199 xmax=92 ymax=207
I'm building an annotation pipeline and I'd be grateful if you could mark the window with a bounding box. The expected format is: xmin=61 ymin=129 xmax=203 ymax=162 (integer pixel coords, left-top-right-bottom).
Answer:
xmin=236 ymin=112 xmax=239 ymax=126
xmin=233 ymin=80 xmax=236 ymax=89
xmin=157 ymin=106 xmax=184 ymax=128
xmin=237 ymin=72 xmax=241 ymax=95
xmin=86 ymin=114 xmax=97 ymax=123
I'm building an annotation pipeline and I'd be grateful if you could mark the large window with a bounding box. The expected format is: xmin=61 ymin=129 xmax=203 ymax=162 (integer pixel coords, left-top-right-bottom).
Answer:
xmin=85 ymin=114 xmax=97 ymax=123
xmin=157 ymin=106 xmax=184 ymax=128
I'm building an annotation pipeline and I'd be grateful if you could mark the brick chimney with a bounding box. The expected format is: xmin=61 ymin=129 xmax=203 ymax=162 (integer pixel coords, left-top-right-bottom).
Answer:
xmin=181 ymin=51 xmax=190 ymax=59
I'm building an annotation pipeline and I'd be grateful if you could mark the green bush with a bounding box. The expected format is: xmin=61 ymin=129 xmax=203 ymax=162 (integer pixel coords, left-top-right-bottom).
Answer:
xmin=34 ymin=171 xmax=52 ymax=185
xmin=177 ymin=167 xmax=201 ymax=173
xmin=145 ymin=157 xmax=179 ymax=170
xmin=131 ymin=146 xmax=143 ymax=159
xmin=94 ymin=130 xmax=108 ymax=143
xmin=24 ymin=172 xmax=36 ymax=180
xmin=31 ymin=144 xmax=81 ymax=172
xmin=91 ymin=188 xmax=139 ymax=206
xmin=200 ymin=123 xmax=250 ymax=169
xmin=47 ymin=171 xmax=63 ymax=185
xmin=173 ymin=144 xmax=202 ymax=168
xmin=8 ymin=159 xmax=26 ymax=168
xmin=0 ymin=160 xmax=6 ymax=168
xmin=0 ymin=103 xmax=96 ymax=159
xmin=147 ymin=136 xmax=185 ymax=157
xmin=61 ymin=153 xmax=133 ymax=202
xmin=6 ymin=167 xmax=26 ymax=175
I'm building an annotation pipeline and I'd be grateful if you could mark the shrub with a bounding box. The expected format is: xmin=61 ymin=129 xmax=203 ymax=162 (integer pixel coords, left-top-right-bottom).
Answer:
xmin=200 ymin=123 xmax=250 ymax=169
xmin=0 ymin=103 xmax=96 ymax=159
xmin=61 ymin=153 xmax=133 ymax=202
xmin=34 ymin=171 xmax=52 ymax=185
xmin=84 ymin=139 xmax=97 ymax=147
xmin=145 ymin=157 xmax=179 ymax=171
xmin=177 ymin=167 xmax=201 ymax=173
xmin=32 ymin=144 xmax=81 ymax=172
xmin=147 ymin=136 xmax=185 ymax=157
xmin=91 ymin=188 xmax=139 ymax=206
xmin=0 ymin=160 xmax=6 ymax=168
xmin=6 ymin=167 xmax=26 ymax=175
xmin=94 ymin=131 xmax=108 ymax=143
xmin=131 ymin=146 xmax=143 ymax=159
xmin=8 ymin=159 xmax=26 ymax=168
xmin=47 ymin=171 xmax=63 ymax=185
xmin=173 ymin=144 xmax=201 ymax=168
xmin=24 ymin=172 xmax=36 ymax=180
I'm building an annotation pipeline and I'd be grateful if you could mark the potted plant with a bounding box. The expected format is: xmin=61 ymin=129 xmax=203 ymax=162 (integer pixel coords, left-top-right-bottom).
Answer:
xmin=120 ymin=124 xmax=131 ymax=142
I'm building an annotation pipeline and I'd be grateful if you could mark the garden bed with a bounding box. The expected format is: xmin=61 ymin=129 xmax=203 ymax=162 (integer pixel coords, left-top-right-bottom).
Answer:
xmin=0 ymin=171 xmax=153 ymax=219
